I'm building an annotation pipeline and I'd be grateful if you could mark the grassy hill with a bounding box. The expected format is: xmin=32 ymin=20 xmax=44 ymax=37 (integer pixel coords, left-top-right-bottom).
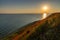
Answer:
xmin=1 ymin=12 xmax=60 ymax=40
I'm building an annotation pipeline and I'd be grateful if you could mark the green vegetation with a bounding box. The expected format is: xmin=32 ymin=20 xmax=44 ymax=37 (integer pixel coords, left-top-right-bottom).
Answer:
xmin=27 ymin=13 xmax=60 ymax=40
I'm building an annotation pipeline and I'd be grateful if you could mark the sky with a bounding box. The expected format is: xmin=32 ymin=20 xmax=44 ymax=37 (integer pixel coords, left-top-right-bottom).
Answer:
xmin=0 ymin=0 xmax=60 ymax=14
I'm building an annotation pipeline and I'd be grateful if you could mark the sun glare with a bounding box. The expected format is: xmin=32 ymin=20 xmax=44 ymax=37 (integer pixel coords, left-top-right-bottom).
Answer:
xmin=42 ymin=13 xmax=47 ymax=19
xmin=42 ymin=5 xmax=48 ymax=19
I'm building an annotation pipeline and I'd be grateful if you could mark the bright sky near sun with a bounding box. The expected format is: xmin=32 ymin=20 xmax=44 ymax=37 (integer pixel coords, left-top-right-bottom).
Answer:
xmin=0 ymin=0 xmax=60 ymax=14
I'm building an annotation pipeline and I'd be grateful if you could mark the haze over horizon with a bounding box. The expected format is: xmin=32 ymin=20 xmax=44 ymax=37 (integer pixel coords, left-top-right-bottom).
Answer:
xmin=0 ymin=0 xmax=60 ymax=14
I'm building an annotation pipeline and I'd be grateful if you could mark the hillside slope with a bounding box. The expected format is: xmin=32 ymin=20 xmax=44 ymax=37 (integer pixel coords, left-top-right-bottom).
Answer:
xmin=2 ymin=13 xmax=60 ymax=40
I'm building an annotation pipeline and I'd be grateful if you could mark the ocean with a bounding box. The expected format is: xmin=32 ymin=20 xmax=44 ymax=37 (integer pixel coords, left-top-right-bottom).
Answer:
xmin=0 ymin=14 xmax=42 ymax=38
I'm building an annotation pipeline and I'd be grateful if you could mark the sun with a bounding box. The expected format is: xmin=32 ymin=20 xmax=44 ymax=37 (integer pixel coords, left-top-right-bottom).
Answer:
xmin=43 ymin=6 xmax=48 ymax=11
